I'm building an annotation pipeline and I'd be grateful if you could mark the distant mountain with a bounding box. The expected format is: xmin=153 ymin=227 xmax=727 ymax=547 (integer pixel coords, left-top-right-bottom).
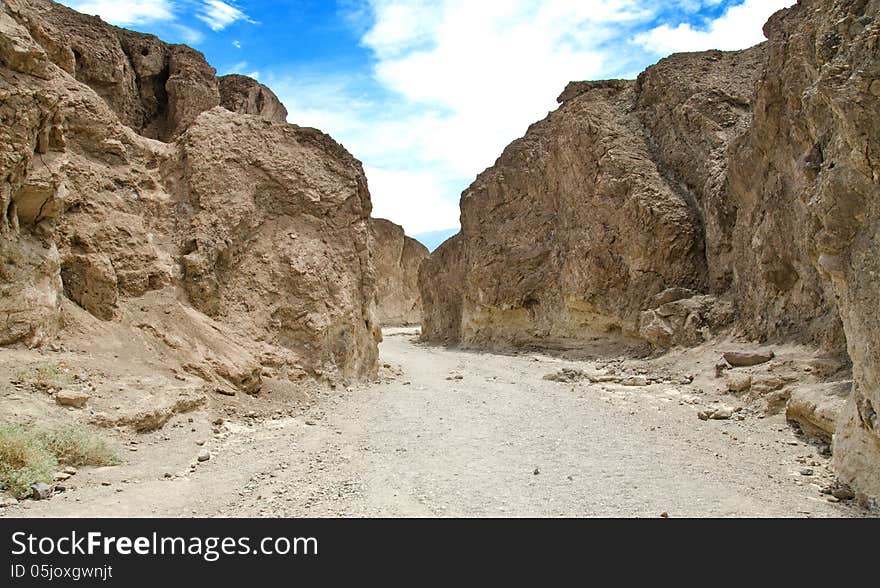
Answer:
xmin=412 ymin=228 xmax=459 ymax=252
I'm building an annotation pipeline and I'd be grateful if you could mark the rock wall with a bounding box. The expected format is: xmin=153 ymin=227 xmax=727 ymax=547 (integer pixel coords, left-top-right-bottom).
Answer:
xmin=0 ymin=0 xmax=380 ymax=388
xmin=370 ymin=218 xmax=428 ymax=326
xmin=725 ymin=0 xmax=880 ymax=497
xmin=419 ymin=0 xmax=880 ymax=493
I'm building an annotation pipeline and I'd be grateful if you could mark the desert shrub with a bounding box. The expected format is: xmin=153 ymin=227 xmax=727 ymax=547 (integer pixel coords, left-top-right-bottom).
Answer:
xmin=41 ymin=426 xmax=118 ymax=467
xmin=0 ymin=423 xmax=118 ymax=499
xmin=0 ymin=423 xmax=56 ymax=499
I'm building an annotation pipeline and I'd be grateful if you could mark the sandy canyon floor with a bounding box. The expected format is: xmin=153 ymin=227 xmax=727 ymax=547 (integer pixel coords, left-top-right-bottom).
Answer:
xmin=2 ymin=329 xmax=872 ymax=518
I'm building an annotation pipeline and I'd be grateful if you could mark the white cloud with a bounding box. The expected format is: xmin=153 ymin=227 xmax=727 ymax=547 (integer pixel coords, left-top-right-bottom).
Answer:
xmin=171 ymin=23 xmax=206 ymax=45
xmin=232 ymin=39 xmax=242 ymax=49
xmin=196 ymin=0 xmax=254 ymax=31
xmin=291 ymin=0 xmax=657 ymax=234
xmin=365 ymin=167 xmax=461 ymax=234
xmin=635 ymin=0 xmax=794 ymax=54
xmin=60 ymin=0 xmax=175 ymax=25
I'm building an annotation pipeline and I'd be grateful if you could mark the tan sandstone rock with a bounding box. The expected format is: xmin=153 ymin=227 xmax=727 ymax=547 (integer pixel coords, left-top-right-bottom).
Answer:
xmin=218 ymin=74 xmax=288 ymax=122
xmin=0 ymin=0 xmax=381 ymax=396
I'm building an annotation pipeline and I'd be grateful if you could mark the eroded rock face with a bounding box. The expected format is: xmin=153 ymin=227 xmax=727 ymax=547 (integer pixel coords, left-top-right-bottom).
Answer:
xmin=5 ymin=0 xmax=220 ymax=141
xmin=419 ymin=0 xmax=880 ymax=494
xmin=370 ymin=218 xmax=428 ymax=326
xmin=180 ymin=108 xmax=379 ymax=381
xmin=727 ymin=0 xmax=880 ymax=497
xmin=422 ymin=80 xmax=707 ymax=350
xmin=219 ymin=74 xmax=288 ymax=122
xmin=0 ymin=0 xmax=380 ymax=388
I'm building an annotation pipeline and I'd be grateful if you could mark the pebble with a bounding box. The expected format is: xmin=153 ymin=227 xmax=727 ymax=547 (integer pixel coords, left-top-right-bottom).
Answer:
xmin=197 ymin=449 xmax=211 ymax=462
xmin=660 ymin=512 xmax=669 ymax=518
xmin=63 ymin=466 xmax=78 ymax=475
xmin=533 ymin=468 xmax=540 ymax=475
xmin=799 ymin=468 xmax=814 ymax=476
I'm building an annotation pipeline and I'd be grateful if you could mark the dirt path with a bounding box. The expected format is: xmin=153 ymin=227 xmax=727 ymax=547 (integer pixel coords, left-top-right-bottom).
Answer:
xmin=5 ymin=331 xmax=865 ymax=518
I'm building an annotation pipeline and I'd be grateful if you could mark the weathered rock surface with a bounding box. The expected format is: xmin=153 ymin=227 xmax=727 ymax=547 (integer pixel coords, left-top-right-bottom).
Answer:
xmin=419 ymin=0 xmax=880 ymax=495
xmin=0 ymin=0 xmax=380 ymax=396
xmin=370 ymin=218 xmax=428 ymax=326
xmin=728 ymin=0 xmax=880 ymax=497
xmin=218 ymin=74 xmax=287 ymax=122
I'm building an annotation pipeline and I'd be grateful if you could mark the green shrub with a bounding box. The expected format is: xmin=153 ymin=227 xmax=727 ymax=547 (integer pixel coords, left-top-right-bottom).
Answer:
xmin=0 ymin=423 xmax=118 ymax=499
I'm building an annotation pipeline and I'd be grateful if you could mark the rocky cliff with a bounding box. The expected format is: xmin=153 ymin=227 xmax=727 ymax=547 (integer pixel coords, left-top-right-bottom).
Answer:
xmin=370 ymin=218 xmax=428 ymax=326
xmin=0 ymin=0 xmax=380 ymax=394
xmin=420 ymin=0 xmax=879 ymax=495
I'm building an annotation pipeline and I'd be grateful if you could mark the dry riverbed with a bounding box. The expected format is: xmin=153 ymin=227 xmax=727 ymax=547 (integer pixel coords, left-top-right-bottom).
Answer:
xmin=2 ymin=329 xmax=873 ymax=518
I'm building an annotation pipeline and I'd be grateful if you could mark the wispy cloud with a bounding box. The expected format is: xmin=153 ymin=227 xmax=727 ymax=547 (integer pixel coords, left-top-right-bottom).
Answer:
xmin=196 ymin=0 xmax=255 ymax=31
xmin=60 ymin=0 xmax=175 ymax=26
xmin=59 ymin=0 xmax=257 ymax=44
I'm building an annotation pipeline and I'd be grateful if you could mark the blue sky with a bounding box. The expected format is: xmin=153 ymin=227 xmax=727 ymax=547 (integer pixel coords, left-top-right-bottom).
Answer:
xmin=59 ymin=1 xmax=794 ymax=245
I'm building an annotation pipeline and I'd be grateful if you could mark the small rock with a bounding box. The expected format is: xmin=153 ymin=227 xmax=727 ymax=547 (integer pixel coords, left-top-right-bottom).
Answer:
xmin=660 ymin=512 xmax=669 ymax=518
xmin=214 ymin=386 xmax=236 ymax=397
xmin=212 ymin=417 xmax=225 ymax=426
xmin=163 ymin=472 xmax=173 ymax=479
xmin=723 ymin=351 xmax=775 ymax=368
xmin=55 ymin=390 xmax=90 ymax=408
xmin=31 ymin=483 xmax=52 ymax=500
xmin=54 ymin=472 xmax=71 ymax=481
xmin=697 ymin=411 xmax=710 ymax=421
xmin=799 ymin=468 xmax=814 ymax=477
xmin=101 ymin=481 xmax=111 ymax=487
xmin=197 ymin=449 xmax=211 ymax=462
xmin=621 ymin=375 xmax=649 ymax=387
xmin=533 ymin=468 xmax=540 ymax=475
xmin=63 ymin=466 xmax=77 ymax=475
xmin=305 ymin=420 xmax=317 ymax=426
